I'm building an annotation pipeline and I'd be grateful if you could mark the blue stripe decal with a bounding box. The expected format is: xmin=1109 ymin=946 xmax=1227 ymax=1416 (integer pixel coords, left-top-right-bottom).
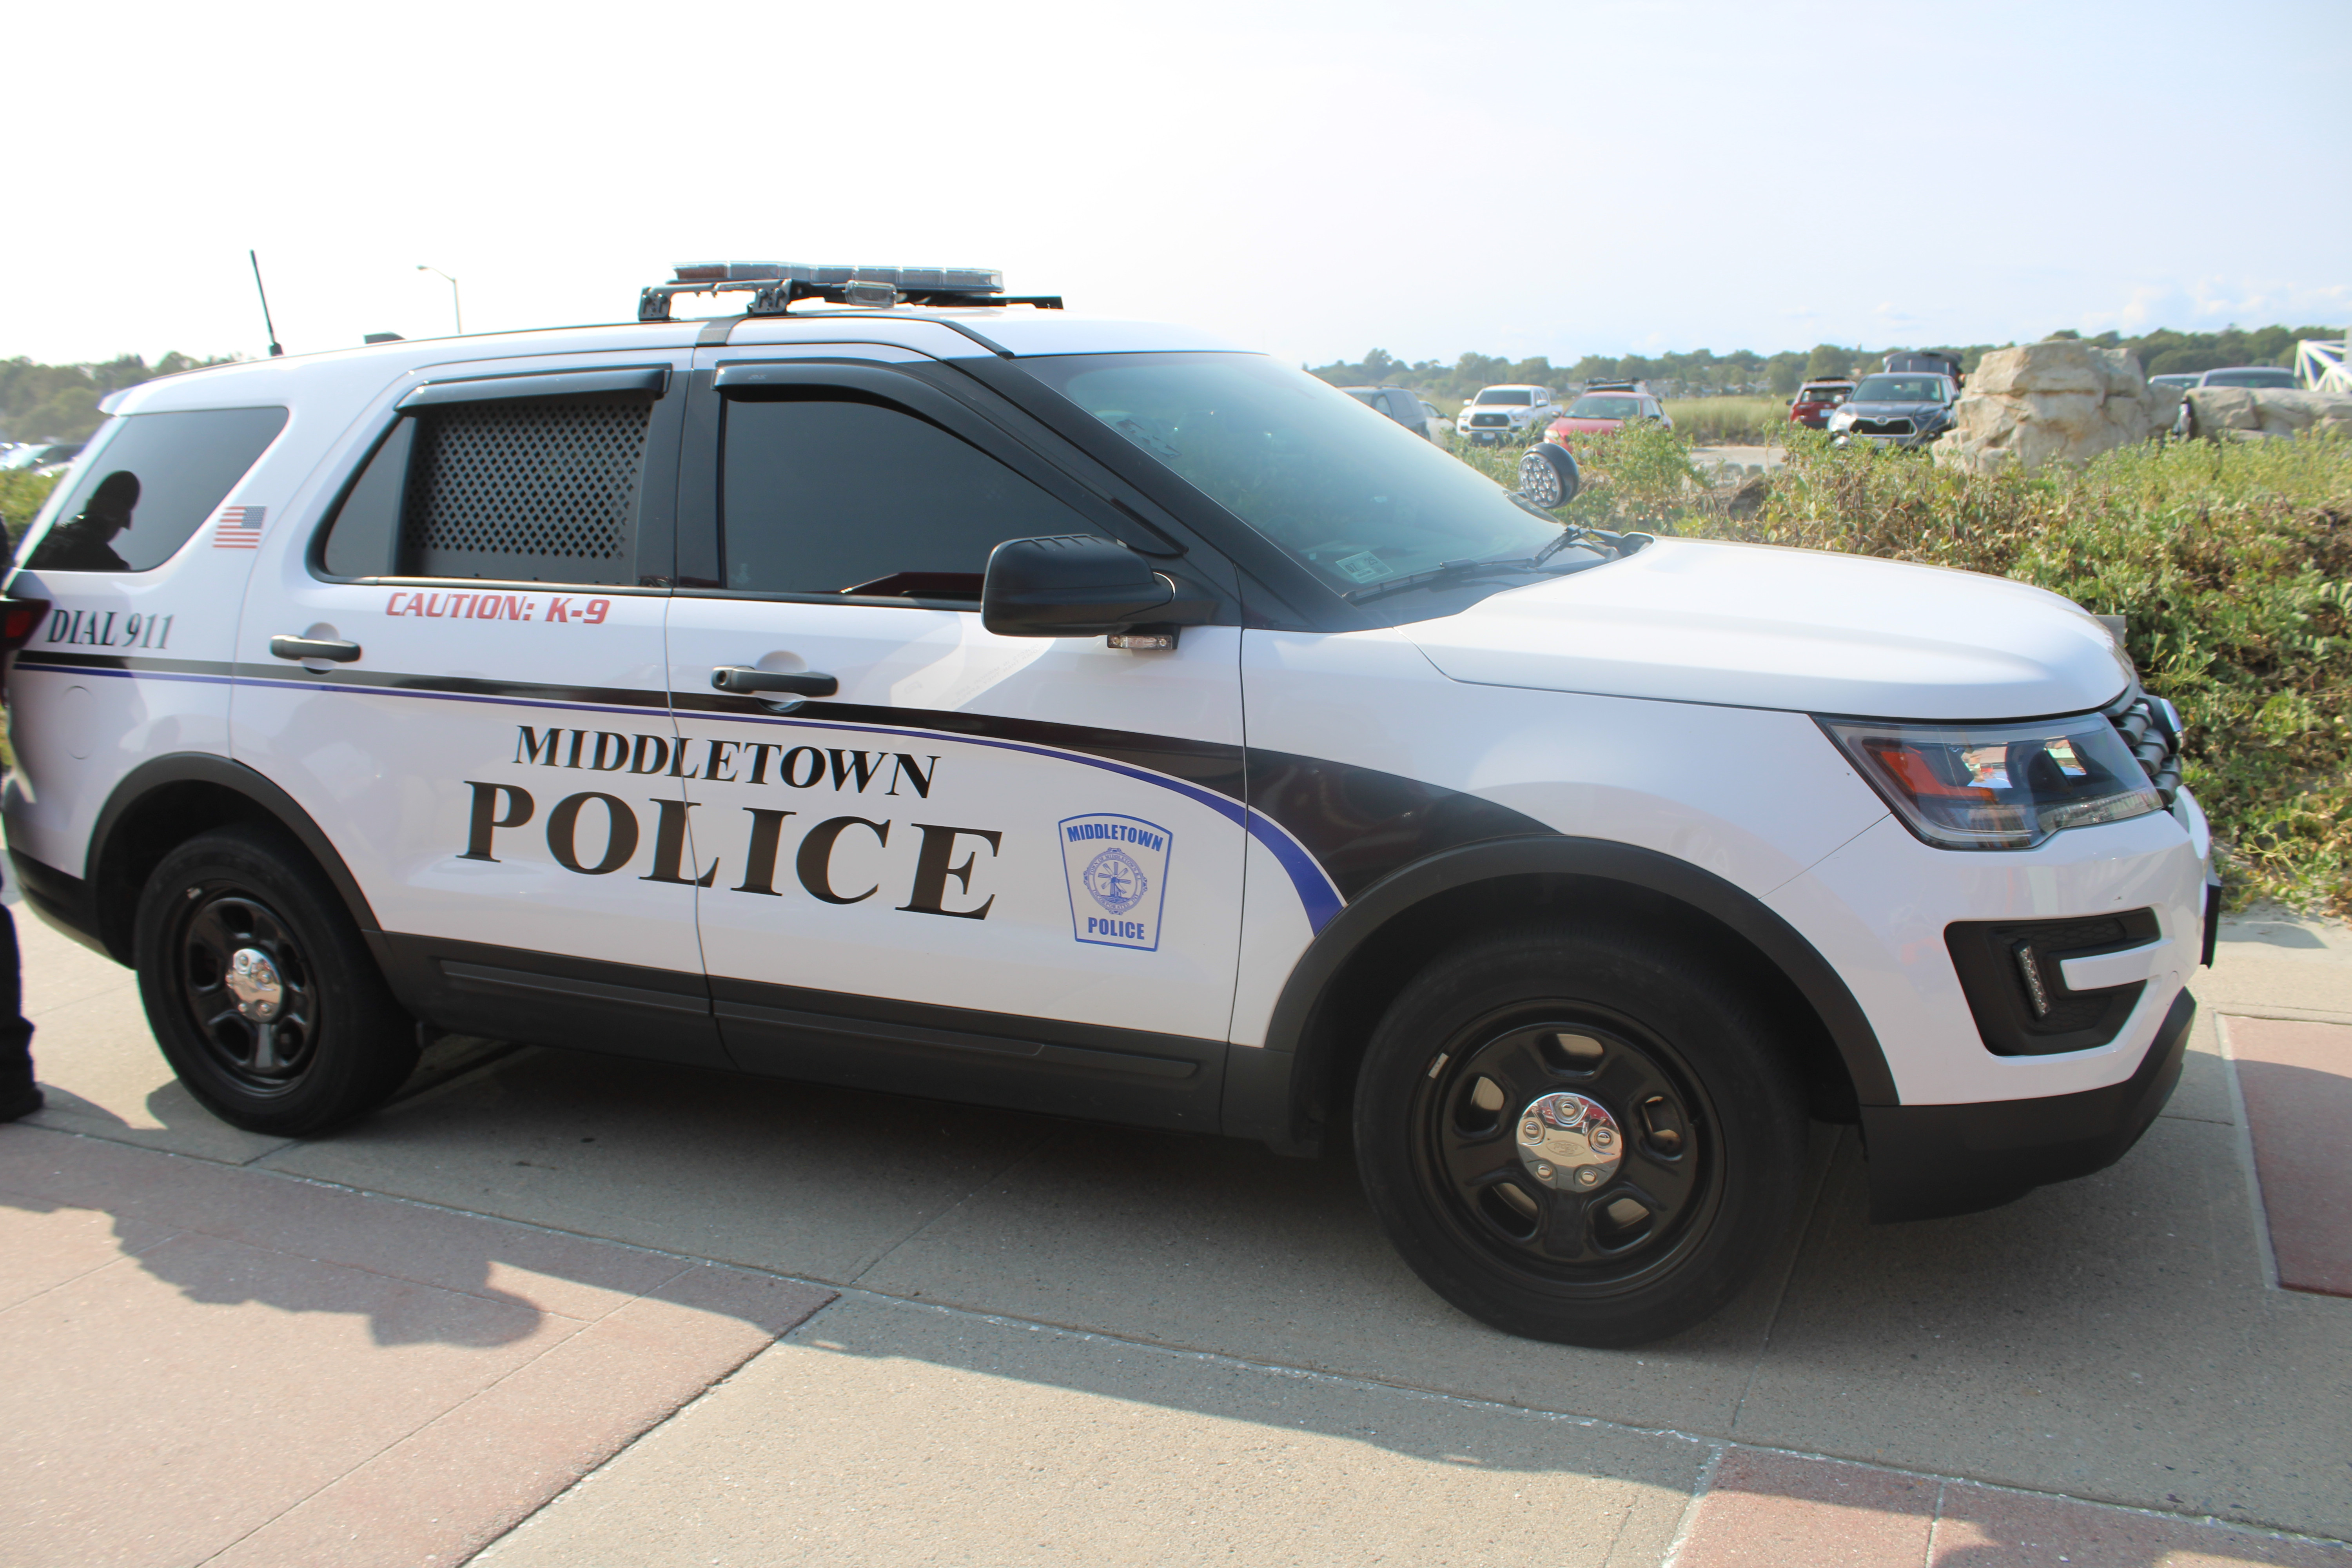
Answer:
xmin=23 ymin=662 xmax=1348 ymax=933
xmin=682 ymin=705 xmax=1345 ymax=935
xmin=1245 ymin=811 xmax=1346 ymax=933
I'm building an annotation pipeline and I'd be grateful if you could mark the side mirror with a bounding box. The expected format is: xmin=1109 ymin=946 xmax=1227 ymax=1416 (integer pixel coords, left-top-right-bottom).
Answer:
xmin=982 ymin=535 xmax=1177 ymax=637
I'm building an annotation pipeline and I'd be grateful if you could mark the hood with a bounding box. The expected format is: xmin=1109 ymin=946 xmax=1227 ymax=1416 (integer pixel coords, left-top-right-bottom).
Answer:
xmin=1403 ymin=538 xmax=2133 ymax=719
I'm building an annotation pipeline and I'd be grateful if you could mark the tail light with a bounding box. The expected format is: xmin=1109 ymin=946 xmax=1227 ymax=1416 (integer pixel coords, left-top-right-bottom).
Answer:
xmin=1 ymin=595 xmax=50 ymax=653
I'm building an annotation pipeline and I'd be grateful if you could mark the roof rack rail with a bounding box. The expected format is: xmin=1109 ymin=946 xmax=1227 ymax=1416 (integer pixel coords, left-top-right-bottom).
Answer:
xmin=638 ymin=262 xmax=1063 ymax=323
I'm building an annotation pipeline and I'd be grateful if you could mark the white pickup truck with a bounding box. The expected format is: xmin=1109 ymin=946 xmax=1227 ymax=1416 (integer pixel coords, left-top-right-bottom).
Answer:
xmin=1456 ymin=385 xmax=1560 ymax=445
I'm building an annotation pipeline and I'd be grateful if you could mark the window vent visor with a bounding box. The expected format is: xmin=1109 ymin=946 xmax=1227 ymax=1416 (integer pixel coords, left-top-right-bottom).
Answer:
xmin=398 ymin=365 xmax=670 ymax=410
xmin=396 ymin=397 xmax=648 ymax=582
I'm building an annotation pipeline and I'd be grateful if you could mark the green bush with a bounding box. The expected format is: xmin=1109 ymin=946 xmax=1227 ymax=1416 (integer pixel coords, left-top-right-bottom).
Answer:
xmin=1467 ymin=425 xmax=1704 ymax=535
xmin=1692 ymin=430 xmax=2352 ymax=913
xmin=1 ymin=470 xmax=56 ymax=554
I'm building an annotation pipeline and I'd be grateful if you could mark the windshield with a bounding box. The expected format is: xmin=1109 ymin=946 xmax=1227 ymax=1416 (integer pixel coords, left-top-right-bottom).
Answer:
xmin=1014 ymin=352 xmax=1593 ymax=597
xmin=2203 ymin=369 xmax=2294 ymax=388
xmin=1343 ymin=388 xmax=1380 ymax=405
xmin=1475 ymin=389 xmax=1534 ymax=405
xmin=1798 ymin=386 xmax=1847 ymax=402
xmin=1852 ymin=375 xmax=1947 ymax=403
xmin=1567 ymin=396 xmax=1642 ymax=420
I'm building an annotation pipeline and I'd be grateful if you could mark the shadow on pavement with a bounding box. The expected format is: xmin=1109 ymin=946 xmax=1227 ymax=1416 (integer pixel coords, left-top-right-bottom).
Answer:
xmin=10 ymin=1028 xmax=2348 ymax=1557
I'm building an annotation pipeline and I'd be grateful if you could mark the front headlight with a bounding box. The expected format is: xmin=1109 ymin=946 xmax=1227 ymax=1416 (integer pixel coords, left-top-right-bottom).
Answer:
xmin=1820 ymin=713 xmax=2162 ymax=849
xmin=1828 ymin=408 xmax=1854 ymax=428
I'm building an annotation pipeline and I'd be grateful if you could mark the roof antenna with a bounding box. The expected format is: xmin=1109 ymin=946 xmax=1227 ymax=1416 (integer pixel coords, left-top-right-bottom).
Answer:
xmin=248 ymin=249 xmax=284 ymax=357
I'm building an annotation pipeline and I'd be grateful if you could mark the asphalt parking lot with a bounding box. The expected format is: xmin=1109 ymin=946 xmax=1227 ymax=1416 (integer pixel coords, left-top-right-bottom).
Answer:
xmin=3 ymin=895 xmax=2347 ymax=1567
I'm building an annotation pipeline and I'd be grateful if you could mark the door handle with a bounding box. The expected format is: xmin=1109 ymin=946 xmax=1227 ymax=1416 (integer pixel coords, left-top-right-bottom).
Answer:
xmin=269 ymin=635 xmax=362 ymax=663
xmin=711 ymin=666 xmax=838 ymax=698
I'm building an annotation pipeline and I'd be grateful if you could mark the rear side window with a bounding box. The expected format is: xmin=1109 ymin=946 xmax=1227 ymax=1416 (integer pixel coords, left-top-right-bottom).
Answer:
xmin=25 ymin=407 xmax=287 ymax=573
xmin=716 ymin=390 xmax=1102 ymax=599
xmin=319 ymin=394 xmax=651 ymax=584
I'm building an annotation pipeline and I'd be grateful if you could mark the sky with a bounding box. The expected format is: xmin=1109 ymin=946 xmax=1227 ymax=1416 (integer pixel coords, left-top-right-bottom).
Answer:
xmin=8 ymin=0 xmax=2347 ymax=370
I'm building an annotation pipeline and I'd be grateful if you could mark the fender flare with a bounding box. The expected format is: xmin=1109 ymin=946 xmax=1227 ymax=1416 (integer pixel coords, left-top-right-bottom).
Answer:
xmin=83 ymin=752 xmax=383 ymax=962
xmin=1225 ymin=835 xmax=1898 ymax=1146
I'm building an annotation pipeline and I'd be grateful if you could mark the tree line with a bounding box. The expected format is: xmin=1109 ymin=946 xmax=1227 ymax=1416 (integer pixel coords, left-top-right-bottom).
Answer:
xmin=1310 ymin=324 xmax=2341 ymax=401
xmin=3 ymin=321 xmax=2337 ymax=443
xmin=1 ymin=353 xmax=238 ymax=443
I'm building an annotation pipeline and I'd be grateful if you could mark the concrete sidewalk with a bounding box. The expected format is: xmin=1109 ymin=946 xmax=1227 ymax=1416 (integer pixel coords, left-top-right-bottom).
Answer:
xmin=3 ymin=898 xmax=2347 ymax=1566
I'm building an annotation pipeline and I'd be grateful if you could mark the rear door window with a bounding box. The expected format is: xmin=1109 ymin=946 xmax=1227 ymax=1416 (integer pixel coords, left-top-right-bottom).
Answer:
xmin=318 ymin=390 xmax=656 ymax=584
xmin=25 ymin=407 xmax=287 ymax=573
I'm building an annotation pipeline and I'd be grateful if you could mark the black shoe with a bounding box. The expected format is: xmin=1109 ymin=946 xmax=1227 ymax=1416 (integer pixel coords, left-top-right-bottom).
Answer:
xmin=0 ymin=1077 xmax=43 ymax=1122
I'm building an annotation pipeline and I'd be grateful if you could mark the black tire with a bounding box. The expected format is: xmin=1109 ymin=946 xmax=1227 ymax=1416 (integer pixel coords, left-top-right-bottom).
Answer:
xmin=1353 ymin=922 xmax=1804 ymax=1347
xmin=1517 ymin=443 xmax=1581 ymax=508
xmin=134 ymin=824 xmax=417 ymax=1137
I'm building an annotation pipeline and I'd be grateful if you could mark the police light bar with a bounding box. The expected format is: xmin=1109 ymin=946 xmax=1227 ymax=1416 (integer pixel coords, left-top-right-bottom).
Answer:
xmin=638 ymin=262 xmax=1062 ymax=322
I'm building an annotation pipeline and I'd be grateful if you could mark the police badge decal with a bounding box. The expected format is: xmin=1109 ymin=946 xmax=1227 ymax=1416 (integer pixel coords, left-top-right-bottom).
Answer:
xmin=1058 ymin=813 xmax=1173 ymax=951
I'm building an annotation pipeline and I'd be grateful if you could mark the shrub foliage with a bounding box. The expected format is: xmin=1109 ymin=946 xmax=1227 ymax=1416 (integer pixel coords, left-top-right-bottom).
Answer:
xmin=1 ymin=471 xmax=56 ymax=552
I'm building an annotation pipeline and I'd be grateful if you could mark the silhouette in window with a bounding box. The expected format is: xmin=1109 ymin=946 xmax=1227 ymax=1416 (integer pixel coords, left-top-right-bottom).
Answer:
xmin=40 ymin=472 xmax=140 ymax=572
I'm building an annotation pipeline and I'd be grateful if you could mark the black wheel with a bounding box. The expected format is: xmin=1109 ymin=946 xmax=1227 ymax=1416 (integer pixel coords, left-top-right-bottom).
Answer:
xmin=1517 ymin=443 xmax=1581 ymax=508
xmin=1354 ymin=922 xmax=1804 ymax=1347
xmin=134 ymin=825 xmax=417 ymax=1136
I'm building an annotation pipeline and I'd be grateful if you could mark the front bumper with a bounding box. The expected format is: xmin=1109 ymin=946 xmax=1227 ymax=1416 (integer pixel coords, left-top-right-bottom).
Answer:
xmin=1831 ymin=417 xmax=1947 ymax=450
xmin=1861 ymin=987 xmax=2194 ymax=1220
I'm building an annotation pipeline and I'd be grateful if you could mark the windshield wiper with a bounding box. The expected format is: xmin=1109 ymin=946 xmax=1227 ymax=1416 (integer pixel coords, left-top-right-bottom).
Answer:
xmin=1342 ymin=514 xmax=1620 ymax=605
xmin=1343 ymin=556 xmax=1538 ymax=604
xmin=1531 ymin=531 xmax=1584 ymax=566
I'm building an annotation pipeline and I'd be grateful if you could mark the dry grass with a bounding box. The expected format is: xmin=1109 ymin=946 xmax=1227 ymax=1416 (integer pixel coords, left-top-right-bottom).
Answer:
xmin=1662 ymin=396 xmax=1788 ymax=446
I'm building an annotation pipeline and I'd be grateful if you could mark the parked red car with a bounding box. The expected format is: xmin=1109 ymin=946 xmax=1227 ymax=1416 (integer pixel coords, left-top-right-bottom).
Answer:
xmin=1546 ymin=385 xmax=1673 ymax=440
xmin=1788 ymin=379 xmax=1853 ymax=430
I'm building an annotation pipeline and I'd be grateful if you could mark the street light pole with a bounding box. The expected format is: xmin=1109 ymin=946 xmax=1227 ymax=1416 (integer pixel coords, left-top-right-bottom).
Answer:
xmin=416 ymin=265 xmax=462 ymax=336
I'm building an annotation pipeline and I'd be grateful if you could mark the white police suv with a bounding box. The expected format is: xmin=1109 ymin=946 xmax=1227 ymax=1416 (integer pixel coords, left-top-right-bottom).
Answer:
xmin=2 ymin=263 xmax=2216 ymax=1346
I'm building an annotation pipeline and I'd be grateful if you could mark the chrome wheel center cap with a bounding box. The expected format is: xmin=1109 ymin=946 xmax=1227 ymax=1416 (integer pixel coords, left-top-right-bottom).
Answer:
xmin=226 ymin=948 xmax=284 ymax=1021
xmin=1516 ymin=1091 xmax=1622 ymax=1191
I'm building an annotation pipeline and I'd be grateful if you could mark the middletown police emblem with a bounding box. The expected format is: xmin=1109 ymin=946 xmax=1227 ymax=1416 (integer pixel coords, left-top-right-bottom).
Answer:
xmin=1058 ymin=813 xmax=1173 ymax=951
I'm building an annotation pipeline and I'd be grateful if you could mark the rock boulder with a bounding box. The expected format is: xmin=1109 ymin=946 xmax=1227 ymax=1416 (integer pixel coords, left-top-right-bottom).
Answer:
xmin=2181 ymin=386 xmax=2352 ymax=439
xmin=1933 ymin=340 xmax=2167 ymax=474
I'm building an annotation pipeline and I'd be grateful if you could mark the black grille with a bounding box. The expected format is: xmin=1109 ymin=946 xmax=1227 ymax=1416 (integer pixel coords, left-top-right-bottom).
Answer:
xmin=397 ymin=397 xmax=649 ymax=583
xmin=1945 ymin=908 xmax=2161 ymax=1056
xmin=2104 ymin=687 xmax=2181 ymax=805
xmin=1851 ymin=417 xmax=1915 ymax=436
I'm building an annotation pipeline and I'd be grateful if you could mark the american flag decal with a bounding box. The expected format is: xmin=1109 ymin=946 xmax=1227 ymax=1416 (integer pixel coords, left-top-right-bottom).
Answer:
xmin=213 ymin=506 xmax=265 ymax=548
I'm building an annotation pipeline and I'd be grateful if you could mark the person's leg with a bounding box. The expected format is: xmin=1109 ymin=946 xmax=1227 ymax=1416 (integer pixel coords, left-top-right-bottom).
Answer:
xmin=0 ymin=898 xmax=40 ymax=1121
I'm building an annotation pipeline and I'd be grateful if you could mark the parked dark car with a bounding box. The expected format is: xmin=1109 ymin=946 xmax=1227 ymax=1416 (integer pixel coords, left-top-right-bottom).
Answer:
xmin=1883 ymin=350 xmax=1964 ymax=386
xmin=1826 ymin=372 xmax=1958 ymax=449
xmin=1789 ymin=379 xmax=1853 ymax=430
xmin=1343 ymin=385 xmax=1446 ymax=441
